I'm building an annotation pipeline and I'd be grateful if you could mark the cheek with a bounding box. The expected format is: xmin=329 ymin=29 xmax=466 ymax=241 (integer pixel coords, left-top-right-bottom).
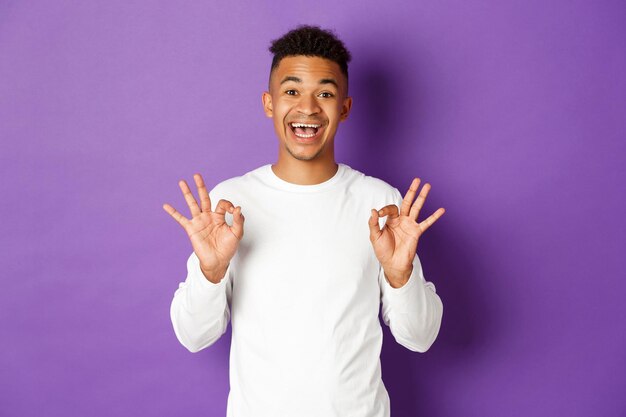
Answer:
xmin=325 ymin=101 xmax=343 ymax=116
xmin=325 ymin=109 xmax=342 ymax=126
xmin=273 ymin=102 xmax=291 ymax=120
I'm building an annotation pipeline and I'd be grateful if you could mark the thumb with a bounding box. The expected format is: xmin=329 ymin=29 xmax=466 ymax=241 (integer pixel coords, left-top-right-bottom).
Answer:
xmin=368 ymin=209 xmax=382 ymax=242
xmin=230 ymin=206 xmax=245 ymax=239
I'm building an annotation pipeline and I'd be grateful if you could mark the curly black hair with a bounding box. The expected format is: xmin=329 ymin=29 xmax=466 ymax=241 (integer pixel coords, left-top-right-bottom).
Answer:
xmin=268 ymin=24 xmax=352 ymax=85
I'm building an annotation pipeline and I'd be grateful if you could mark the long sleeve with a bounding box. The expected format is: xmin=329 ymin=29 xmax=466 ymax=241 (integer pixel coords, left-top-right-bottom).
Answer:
xmin=170 ymin=251 xmax=234 ymax=353
xmin=378 ymin=255 xmax=443 ymax=352
xmin=377 ymin=187 xmax=444 ymax=352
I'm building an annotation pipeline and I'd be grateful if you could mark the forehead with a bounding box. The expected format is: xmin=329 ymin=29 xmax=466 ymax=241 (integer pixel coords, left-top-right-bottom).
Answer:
xmin=271 ymin=55 xmax=346 ymax=87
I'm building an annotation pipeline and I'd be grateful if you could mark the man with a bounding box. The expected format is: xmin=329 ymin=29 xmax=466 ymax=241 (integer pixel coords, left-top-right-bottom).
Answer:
xmin=163 ymin=25 xmax=445 ymax=417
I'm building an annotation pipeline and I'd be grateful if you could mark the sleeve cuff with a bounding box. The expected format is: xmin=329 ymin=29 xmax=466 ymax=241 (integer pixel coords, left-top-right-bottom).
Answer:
xmin=380 ymin=255 xmax=434 ymax=313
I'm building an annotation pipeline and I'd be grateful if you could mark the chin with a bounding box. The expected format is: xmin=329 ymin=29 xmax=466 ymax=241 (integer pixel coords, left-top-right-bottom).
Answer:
xmin=285 ymin=143 xmax=325 ymax=161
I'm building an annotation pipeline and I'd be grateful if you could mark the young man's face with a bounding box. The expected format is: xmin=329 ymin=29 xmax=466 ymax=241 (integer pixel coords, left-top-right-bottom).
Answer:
xmin=262 ymin=55 xmax=352 ymax=162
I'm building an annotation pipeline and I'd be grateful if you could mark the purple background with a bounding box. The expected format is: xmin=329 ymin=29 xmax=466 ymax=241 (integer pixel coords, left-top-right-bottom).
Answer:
xmin=1 ymin=1 xmax=624 ymax=416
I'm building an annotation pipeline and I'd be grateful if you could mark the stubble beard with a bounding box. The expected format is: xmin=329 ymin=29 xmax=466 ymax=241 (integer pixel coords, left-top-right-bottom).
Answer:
xmin=285 ymin=143 xmax=324 ymax=161
xmin=283 ymin=136 xmax=326 ymax=161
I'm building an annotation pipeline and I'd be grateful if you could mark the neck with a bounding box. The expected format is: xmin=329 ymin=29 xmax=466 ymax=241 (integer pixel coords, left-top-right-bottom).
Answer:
xmin=271 ymin=155 xmax=338 ymax=185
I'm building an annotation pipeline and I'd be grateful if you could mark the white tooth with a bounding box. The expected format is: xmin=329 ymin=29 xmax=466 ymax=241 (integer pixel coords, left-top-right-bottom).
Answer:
xmin=291 ymin=123 xmax=321 ymax=128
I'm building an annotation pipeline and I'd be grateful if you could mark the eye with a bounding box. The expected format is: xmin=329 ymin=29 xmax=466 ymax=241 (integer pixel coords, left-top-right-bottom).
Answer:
xmin=319 ymin=92 xmax=334 ymax=98
xmin=285 ymin=89 xmax=297 ymax=96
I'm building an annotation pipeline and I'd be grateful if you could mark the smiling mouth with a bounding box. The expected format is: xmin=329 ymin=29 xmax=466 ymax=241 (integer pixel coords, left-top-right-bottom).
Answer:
xmin=289 ymin=122 xmax=322 ymax=139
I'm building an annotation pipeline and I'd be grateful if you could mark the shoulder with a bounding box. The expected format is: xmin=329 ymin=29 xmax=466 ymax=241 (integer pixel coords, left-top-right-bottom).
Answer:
xmin=207 ymin=165 xmax=267 ymax=203
xmin=342 ymin=164 xmax=402 ymax=204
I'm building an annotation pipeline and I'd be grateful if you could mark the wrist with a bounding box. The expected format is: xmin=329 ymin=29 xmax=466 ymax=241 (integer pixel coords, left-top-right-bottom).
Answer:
xmin=199 ymin=262 xmax=229 ymax=284
xmin=383 ymin=264 xmax=413 ymax=288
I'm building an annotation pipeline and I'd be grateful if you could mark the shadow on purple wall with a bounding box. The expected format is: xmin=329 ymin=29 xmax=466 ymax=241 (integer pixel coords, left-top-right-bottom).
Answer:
xmin=349 ymin=43 xmax=503 ymax=416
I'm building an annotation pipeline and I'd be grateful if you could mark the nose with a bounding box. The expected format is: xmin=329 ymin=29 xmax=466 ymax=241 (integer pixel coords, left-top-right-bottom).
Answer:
xmin=295 ymin=93 xmax=321 ymax=115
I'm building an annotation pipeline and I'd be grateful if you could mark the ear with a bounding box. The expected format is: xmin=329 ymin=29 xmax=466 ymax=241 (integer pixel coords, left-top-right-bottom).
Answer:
xmin=339 ymin=96 xmax=352 ymax=122
xmin=262 ymin=91 xmax=273 ymax=118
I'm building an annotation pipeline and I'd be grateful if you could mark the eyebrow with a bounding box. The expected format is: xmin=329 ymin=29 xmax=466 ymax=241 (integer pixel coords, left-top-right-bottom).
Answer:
xmin=279 ymin=76 xmax=338 ymax=89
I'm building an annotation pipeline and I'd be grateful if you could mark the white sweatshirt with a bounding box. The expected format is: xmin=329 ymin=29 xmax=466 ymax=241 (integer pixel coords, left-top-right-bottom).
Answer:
xmin=170 ymin=163 xmax=443 ymax=417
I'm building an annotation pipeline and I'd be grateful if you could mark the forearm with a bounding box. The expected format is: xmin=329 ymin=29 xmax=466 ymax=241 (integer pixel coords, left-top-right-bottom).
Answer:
xmin=170 ymin=252 xmax=232 ymax=352
xmin=380 ymin=255 xmax=443 ymax=352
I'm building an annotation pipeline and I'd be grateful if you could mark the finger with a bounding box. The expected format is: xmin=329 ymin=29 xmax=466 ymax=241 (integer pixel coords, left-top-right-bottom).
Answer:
xmin=409 ymin=182 xmax=431 ymax=221
xmin=162 ymin=203 xmax=190 ymax=229
xmin=378 ymin=204 xmax=399 ymax=219
xmin=418 ymin=207 xmax=446 ymax=233
xmin=194 ymin=173 xmax=212 ymax=213
xmin=214 ymin=199 xmax=235 ymax=217
xmin=400 ymin=178 xmax=421 ymax=217
xmin=230 ymin=206 xmax=245 ymax=239
xmin=368 ymin=209 xmax=382 ymax=242
xmin=179 ymin=179 xmax=201 ymax=218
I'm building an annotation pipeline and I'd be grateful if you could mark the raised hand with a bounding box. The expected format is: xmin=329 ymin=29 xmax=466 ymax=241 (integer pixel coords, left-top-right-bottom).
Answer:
xmin=162 ymin=173 xmax=244 ymax=283
xmin=368 ymin=178 xmax=445 ymax=288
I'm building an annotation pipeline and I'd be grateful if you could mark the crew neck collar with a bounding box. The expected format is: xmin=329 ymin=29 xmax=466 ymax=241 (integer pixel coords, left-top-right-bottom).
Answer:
xmin=262 ymin=163 xmax=347 ymax=193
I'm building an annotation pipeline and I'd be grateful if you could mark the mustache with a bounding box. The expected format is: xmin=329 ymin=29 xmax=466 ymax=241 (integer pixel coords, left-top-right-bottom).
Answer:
xmin=287 ymin=119 xmax=325 ymax=125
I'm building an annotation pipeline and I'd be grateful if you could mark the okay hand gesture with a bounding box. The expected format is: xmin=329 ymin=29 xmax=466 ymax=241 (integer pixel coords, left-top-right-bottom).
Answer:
xmin=368 ymin=178 xmax=445 ymax=288
xmin=163 ymin=174 xmax=244 ymax=283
